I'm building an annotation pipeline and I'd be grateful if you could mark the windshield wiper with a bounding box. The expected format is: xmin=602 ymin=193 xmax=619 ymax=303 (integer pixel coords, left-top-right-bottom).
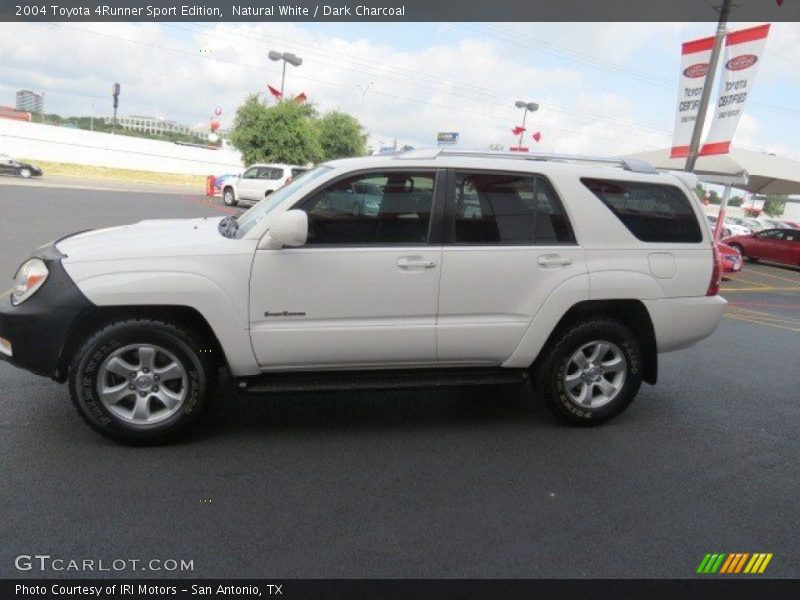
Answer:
xmin=217 ymin=215 xmax=239 ymax=238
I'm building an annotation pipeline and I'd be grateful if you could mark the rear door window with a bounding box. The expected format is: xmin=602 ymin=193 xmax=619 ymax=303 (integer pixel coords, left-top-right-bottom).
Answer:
xmin=581 ymin=178 xmax=702 ymax=243
xmin=448 ymin=171 xmax=574 ymax=245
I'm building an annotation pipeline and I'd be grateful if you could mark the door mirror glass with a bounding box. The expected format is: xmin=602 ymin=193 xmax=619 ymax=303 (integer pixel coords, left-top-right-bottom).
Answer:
xmin=264 ymin=210 xmax=308 ymax=249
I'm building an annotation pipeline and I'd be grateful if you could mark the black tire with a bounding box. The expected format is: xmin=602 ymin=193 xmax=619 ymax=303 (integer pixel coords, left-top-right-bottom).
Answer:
xmin=533 ymin=319 xmax=642 ymax=426
xmin=222 ymin=187 xmax=237 ymax=206
xmin=19 ymin=167 xmax=32 ymax=179
xmin=68 ymin=319 xmax=217 ymax=445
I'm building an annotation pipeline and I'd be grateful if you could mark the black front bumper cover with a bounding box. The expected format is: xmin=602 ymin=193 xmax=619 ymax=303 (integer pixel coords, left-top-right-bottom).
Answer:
xmin=0 ymin=242 xmax=93 ymax=380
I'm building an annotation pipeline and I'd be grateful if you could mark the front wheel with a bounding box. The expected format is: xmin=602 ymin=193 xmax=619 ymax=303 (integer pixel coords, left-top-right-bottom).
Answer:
xmin=729 ymin=243 xmax=746 ymax=260
xmin=534 ymin=319 xmax=642 ymax=425
xmin=222 ymin=187 xmax=237 ymax=206
xmin=19 ymin=167 xmax=32 ymax=179
xmin=68 ymin=319 xmax=216 ymax=444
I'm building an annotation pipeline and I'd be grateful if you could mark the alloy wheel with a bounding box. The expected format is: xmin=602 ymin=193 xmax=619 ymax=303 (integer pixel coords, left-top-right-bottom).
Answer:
xmin=96 ymin=344 xmax=188 ymax=425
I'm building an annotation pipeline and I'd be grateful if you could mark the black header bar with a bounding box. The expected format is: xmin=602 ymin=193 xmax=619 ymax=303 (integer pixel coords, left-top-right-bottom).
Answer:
xmin=2 ymin=0 xmax=799 ymax=22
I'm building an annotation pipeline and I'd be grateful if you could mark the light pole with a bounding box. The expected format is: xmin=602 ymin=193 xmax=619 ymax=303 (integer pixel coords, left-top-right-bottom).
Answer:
xmin=514 ymin=101 xmax=539 ymax=148
xmin=268 ymin=50 xmax=303 ymax=99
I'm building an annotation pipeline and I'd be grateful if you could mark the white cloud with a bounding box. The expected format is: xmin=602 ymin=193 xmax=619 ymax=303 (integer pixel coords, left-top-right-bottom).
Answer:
xmin=0 ymin=21 xmax=796 ymax=158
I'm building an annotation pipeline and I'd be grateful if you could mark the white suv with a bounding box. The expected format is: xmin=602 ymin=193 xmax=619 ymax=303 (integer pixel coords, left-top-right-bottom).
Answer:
xmin=0 ymin=150 xmax=726 ymax=444
xmin=222 ymin=163 xmax=308 ymax=206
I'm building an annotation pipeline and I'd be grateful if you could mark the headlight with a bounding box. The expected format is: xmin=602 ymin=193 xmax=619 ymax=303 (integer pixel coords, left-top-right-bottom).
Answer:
xmin=11 ymin=258 xmax=49 ymax=305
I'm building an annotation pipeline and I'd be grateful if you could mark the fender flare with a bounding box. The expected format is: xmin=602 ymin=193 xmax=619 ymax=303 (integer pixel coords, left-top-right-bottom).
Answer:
xmin=72 ymin=271 xmax=261 ymax=376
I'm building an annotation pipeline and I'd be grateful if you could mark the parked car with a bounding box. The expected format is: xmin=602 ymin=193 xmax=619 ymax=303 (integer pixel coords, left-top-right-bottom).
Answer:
xmin=723 ymin=218 xmax=750 ymax=236
xmin=706 ymin=215 xmax=732 ymax=238
xmin=741 ymin=217 xmax=765 ymax=232
xmin=0 ymin=150 xmax=726 ymax=443
xmin=726 ymin=216 xmax=755 ymax=234
xmin=222 ymin=163 xmax=309 ymax=206
xmin=718 ymin=242 xmax=742 ymax=274
xmin=0 ymin=153 xmax=43 ymax=179
xmin=724 ymin=228 xmax=800 ymax=268
xmin=758 ymin=217 xmax=799 ymax=230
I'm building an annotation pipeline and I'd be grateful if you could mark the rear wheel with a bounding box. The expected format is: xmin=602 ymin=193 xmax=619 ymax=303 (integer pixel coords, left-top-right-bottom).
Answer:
xmin=534 ymin=319 xmax=642 ymax=425
xmin=69 ymin=319 xmax=216 ymax=444
xmin=222 ymin=187 xmax=237 ymax=206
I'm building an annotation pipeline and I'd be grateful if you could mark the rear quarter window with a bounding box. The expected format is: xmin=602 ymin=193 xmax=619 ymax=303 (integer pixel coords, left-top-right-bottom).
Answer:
xmin=581 ymin=178 xmax=702 ymax=243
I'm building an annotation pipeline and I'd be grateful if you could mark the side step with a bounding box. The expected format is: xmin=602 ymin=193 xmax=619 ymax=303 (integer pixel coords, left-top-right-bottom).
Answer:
xmin=237 ymin=367 xmax=528 ymax=394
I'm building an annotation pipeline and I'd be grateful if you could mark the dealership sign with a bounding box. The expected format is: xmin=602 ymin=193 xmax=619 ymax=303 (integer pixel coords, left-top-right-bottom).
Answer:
xmin=437 ymin=132 xmax=459 ymax=144
xmin=700 ymin=24 xmax=770 ymax=156
xmin=671 ymin=24 xmax=770 ymax=159
xmin=670 ymin=35 xmax=715 ymax=158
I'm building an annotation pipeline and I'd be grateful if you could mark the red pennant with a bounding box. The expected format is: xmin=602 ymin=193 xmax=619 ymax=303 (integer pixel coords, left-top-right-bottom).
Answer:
xmin=532 ymin=131 xmax=541 ymax=142
xmin=512 ymin=126 xmax=526 ymax=135
xmin=267 ymin=85 xmax=282 ymax=99
xmin=294 ymin=92 xmax=307 ymax=103
xmin=776 ymin=0 xmax=783 ymax=5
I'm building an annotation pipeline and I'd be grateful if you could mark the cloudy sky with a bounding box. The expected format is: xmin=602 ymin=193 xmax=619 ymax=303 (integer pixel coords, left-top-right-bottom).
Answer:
xmin=1 ymin=21 xmax=799 ymax=157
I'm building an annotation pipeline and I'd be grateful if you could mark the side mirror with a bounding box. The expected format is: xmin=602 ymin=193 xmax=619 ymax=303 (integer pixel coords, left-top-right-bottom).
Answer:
xmin=262 ymin=210 xmax=308 ymax=249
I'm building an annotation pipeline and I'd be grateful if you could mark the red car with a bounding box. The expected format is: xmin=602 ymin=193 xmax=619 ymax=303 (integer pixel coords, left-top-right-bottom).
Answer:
xmin=718 ymin=242 xmax=742 ymax=274
xmin=723 ymin=228 xmax=800 ymax=269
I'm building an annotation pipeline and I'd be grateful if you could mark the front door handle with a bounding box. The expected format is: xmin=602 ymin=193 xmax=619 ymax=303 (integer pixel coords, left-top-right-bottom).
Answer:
xmin=397 ymin=257 xmax=437 ymax=270
xmin=537 ymin=254 xmax=573 ymax=267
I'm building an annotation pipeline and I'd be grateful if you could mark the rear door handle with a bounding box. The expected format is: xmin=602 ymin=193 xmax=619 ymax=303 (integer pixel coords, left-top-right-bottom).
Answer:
xmin=537 ymin=254 xmax=573 ymax=267
xmin=397 ymin=257 xmax=437 ymax=269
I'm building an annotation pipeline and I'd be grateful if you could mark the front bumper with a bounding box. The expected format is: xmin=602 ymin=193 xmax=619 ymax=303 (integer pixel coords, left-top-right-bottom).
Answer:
xmin=0 ymin=246 xmax=92 ymax=380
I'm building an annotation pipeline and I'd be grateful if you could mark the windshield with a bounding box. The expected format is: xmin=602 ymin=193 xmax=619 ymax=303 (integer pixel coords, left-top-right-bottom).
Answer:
xmin=234 ymin=166 xmax=332 ymax=238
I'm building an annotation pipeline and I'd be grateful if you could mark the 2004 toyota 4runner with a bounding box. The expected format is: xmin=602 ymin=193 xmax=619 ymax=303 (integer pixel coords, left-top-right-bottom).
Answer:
xmin=0 ymin=149 xmax=726 ymax=443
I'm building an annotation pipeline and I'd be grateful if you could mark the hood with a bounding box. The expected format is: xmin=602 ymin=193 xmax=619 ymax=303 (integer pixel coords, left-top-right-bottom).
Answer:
xmin=56 ymin=216 xmax=249 ymax=262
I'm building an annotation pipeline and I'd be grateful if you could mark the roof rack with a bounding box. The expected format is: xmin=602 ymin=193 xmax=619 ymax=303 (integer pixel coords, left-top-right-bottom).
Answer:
xmin=394 ymin=148 xmax=659 ymax=175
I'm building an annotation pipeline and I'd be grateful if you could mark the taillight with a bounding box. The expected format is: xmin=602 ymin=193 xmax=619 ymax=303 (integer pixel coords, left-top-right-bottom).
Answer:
xmin=707 ymin=245 xmax=721 ymax=296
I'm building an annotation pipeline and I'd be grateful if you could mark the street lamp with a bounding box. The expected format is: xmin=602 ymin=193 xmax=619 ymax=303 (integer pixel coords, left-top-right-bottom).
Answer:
xmin=268 ymin=50 xmax=303 ymax=99
xmin=514 ymin=100 xmax=539 ymax=149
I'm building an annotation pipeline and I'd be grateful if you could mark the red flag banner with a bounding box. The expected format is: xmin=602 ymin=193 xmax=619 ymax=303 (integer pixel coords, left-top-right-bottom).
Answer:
xmin=294 ymin=92 xmax=307 ymax=102
xmin=267 ymin=85 xmax=282 ymax=99
xmin=512 ymin=126 xmax=526 ymax=135
xmin=532 ymin=131 xmax=541 ymax=142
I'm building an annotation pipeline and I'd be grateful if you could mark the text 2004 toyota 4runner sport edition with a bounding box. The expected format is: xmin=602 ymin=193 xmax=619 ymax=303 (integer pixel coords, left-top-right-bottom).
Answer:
xmin=0 ymin=150 xmax=726 ymax=444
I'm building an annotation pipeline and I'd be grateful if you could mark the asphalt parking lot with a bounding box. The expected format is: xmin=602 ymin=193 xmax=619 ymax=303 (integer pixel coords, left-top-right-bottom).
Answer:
xmin=0 ymin=180 xmax=798 ymax=579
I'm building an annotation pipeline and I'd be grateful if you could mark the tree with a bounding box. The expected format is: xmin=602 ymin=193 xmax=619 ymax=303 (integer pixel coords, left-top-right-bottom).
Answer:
xmin=728 ymin=195 xmax=744 ymax=207
xmin=763 ymin=194 xmax=787 ymax=217
xmin=693 ymin=184 xmax=705 ymax=202
xmin=707 ymin=190 xmax=721 ymax=205
xmin=229 ymin=95 xmax=324 ymax=165
xmin=316 ymin=111 xmax=367 ymax=160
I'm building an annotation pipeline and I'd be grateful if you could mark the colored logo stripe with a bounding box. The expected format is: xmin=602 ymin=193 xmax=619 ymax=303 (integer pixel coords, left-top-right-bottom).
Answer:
xmin=697 ymin=552 xmax=773 ymax=574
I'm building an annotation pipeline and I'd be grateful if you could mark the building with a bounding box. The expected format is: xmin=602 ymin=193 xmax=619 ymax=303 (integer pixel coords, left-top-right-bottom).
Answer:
xmin=107 ymin=115 xmax=194 ymax=137
xmin=15 ymin=90 xmax=43 ymax=114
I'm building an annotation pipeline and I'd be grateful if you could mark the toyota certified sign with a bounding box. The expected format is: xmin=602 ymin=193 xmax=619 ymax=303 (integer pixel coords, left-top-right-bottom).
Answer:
xmin=725 ymin=54 xmax=758 ymax=71
xmin=701 ymin=25 xmax=770 ymax=156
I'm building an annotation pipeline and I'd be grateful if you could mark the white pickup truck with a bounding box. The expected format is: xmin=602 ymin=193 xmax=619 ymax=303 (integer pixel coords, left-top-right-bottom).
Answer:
xmin=0 ymin=150 xmax=726 ymax=444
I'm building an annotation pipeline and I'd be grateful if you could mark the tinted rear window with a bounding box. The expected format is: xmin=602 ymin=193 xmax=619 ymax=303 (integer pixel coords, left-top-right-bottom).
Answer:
xmin=581 ymin=178 xmax=702 ymax=243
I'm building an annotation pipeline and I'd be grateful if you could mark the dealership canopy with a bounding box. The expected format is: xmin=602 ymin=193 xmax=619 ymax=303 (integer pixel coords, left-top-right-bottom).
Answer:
xmin=624 ymin=147 xmax=800 ymax=196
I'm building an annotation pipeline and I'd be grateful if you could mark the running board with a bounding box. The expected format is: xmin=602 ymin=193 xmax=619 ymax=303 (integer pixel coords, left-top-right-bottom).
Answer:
xmin=237 ymin=368 xmax=528 ymax=394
